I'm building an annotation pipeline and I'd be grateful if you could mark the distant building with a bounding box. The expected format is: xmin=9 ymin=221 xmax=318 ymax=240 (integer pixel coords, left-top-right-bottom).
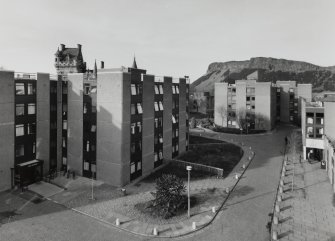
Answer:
xmin=54 ymin=44 xmax=86 ymax=75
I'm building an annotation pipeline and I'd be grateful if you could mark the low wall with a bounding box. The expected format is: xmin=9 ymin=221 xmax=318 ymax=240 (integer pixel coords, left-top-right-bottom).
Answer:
xmin=169 ymin=159 xmax=224 ymax=177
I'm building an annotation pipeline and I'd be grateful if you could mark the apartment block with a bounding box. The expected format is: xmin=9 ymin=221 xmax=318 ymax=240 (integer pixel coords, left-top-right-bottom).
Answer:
xmin=0 ymin=71 xmax=62 ymax=191
xmin=214 ymin=80 xmax=276 ymax=131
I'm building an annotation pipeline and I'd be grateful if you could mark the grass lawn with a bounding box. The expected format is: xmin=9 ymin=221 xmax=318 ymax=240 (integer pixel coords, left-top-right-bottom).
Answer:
xmin=178 ymin=143 xmax=243 ymax=173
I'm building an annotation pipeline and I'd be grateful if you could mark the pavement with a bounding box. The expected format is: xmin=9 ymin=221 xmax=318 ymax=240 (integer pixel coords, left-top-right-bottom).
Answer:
xmin=271 ymin=145 xmax=335 ymax=240
xmin=0 ymin=124 xmax=310 ymax=241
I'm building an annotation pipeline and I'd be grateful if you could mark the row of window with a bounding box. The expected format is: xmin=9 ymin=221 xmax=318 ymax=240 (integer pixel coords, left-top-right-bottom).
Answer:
xmin=131 ymin=84 xmax=142 ymax=96
xmin=154 ymin=134 xmax=163 ymax=145
xmin=85 ymin=140 xmax=96 ymax=152
xmin=154 ymin=101 xmax=164 ymax=111
xmin=172 ymin=85 xmax=179 ymax=94
xmin=172 ymin=144 xmax=179 ymax=152
xmin=154 ymin=151 xmax=163 ymax=162
xmin=154 ymin=117 xmax=163 ymax=128
xmin=306 ymin=126 xmax=324 ymax=139
xmin=131 ymin=141 xmax=142 ymax=153
xmin=83 ymin=103 xmax=97 ymax=114
xmin=131 ymin=103 xmax=143 ymax=115
xmin=130 ymin=161 xmax=141 ymax=174
xmin=15 ymin=83 xmax=36 ymax=95
xmin=131 ymin=122 xmax=142 ymax=134
xmin=306 ymin=113 xmax=324 ymax=125
xmin=154 ymin=85 xmax=164 ymax=95
xmin=16 ymin=123 xmax=36 ymax=136
xmin=246 ymin=96 xmax=255 ymax=101
xmin=16 ymin=103 xmax=36 ymax=116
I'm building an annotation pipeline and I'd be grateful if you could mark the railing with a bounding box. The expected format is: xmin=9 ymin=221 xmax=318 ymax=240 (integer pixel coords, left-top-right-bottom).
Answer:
xmin=49 ymin=74 xmax=58 ymax=80
xmin=154 ymin=76 xmax=164 ymax=83
xmin=14 ymin=72 xmax=37 ymax=80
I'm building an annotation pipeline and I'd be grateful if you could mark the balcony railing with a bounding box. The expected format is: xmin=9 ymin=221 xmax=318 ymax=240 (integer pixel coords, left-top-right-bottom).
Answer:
xmin=14 ymin=72 xmax=37 ymax=80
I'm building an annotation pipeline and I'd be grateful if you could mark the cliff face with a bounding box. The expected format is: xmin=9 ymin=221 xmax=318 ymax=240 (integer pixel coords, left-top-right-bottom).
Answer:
xmin=192 ymin=57 xmax=335 ymax=93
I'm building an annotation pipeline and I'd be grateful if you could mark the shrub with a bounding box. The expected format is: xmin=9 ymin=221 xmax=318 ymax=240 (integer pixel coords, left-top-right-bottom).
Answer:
xmin=152 ymin=174 xmax=186 ymax=218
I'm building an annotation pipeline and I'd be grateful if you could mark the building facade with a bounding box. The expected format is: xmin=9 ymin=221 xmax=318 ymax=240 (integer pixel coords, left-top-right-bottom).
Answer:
xmin=214 ymin=80 xmax=276 ymax=131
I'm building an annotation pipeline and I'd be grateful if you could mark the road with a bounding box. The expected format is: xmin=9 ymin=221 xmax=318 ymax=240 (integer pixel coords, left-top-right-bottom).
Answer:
xmin=0 ymin=125 xmax=293 ymax=241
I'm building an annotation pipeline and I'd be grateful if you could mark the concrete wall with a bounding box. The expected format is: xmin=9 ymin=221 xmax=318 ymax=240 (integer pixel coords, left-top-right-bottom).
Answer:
xmin=56 ymin=77 xmax=63 ymax=170
xmin=255 ymin=83 xmax=272 ymax=130
xmin=142 ymin=75 xmax=155 ymax=176
xmin=324 ymin=102 xmax=335 ymax=140
xmin=67 ymin=74 xmax=83 ymax=175
xmin=214 ymin=83 xmax=228 ymax=127
xmin=236 ymin=82 xmax=246 ymax=128
xmin=163 ymin=77 xmax=172 ymax=159
xmin=97 ymin=72 xmax=130 ymax=187
xmin=297 ymin=84 xmax=312 ymax=123
xmin=179 ymin=78 xmax=186 ymax=154
xmin=36 ymin=73 xmax=50 ymax=174
xmin=0 ymin=71 xmax=15 ymax=191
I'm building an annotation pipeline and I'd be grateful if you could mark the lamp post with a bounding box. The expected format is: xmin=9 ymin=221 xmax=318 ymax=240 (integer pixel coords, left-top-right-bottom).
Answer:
xmin=186 ymin=165 xmax=192 ymax=218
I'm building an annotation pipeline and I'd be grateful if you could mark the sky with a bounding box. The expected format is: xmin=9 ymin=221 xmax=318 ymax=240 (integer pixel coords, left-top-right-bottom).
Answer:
xmin=0 ymin=0 xmax=335 ymax=82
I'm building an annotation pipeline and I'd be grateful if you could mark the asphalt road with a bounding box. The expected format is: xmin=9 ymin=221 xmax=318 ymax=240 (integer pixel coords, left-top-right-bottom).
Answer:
xmin=0 ymin=125 xmax=293 ymax=241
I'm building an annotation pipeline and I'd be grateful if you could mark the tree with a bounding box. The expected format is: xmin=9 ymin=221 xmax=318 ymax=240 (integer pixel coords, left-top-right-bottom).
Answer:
xmin=236 ymin=108 xmax=248 ymax=132
xmin=216 ymin=105 xmax=227 ymax=127
xmin=152 ymin=174 xmax=186 ymax=218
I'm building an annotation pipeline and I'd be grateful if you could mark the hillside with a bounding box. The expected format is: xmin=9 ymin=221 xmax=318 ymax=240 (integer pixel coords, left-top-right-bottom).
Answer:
xmin=192 ymin=57 xmax=335 ymax=93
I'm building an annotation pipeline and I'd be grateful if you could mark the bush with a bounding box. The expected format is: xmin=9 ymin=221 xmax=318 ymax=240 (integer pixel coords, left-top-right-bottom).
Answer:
xmin=152 ymin=174 xmax=186 ymax=218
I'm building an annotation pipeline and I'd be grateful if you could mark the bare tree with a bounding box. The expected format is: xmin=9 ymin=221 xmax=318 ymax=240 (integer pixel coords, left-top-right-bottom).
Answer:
xmin=216 ymin=105 xmax=227 ymax=127
xmin=236 ymin=108 xmax=248 ymax=131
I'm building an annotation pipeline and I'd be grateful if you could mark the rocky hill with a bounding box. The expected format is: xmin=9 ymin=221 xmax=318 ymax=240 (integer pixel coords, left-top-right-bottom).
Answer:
xmin=192 ymin=57 xmax=335 ymax=93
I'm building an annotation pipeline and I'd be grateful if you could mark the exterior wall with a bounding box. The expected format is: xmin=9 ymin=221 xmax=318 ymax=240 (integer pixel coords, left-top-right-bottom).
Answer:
xmin=142 ymin=74 xmax=155 ymax=176
xmin=324 ymin=138 xmax=335 ymax=192
xmin=301 ymin=99 xmax=307 ymax=147
xmin=236 ymin=82 xmax=246 ymax=128
xmin=67 ymin=74 xmax=83 ymax=175
xmin=271 ymin=86 xmax=277 ymax=129
xmin=0 ymin=71 xmax=15 ymax=191
xmin=255 ymin=82 xmax=272 ymax=130
xmin=279 ymin=84 xmax=290 ymax=123
xmin=214 ymin=83 xmax=228 ymax=127
xmin=36 ymin=73 xmax=50 ymax=174
xmin=179 ymin=78 xmax=187 ymax=154
xmin=163 ymin=77 xmax=172 ymax=159
xmin=56 ymin=77 xmax=63 ymax=170
xmin=297 ymin=84 xmax=312 ymax=124
xmin=324 ymin=102 xmax=335 ymax=140
xmin=96 ymin=72 xmax=130 ymax=187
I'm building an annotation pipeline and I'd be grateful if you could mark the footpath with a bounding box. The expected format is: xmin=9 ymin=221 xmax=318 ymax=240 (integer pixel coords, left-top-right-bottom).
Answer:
xmin=271 ymin=146 xmax=335 ymax=240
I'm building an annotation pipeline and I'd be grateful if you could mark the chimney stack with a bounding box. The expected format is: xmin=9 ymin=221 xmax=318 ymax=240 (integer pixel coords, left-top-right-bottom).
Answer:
xmin=60 ymin=44 xmax=65 ymax=51
xmin=100 ymin=61 xmax=104 ymax=69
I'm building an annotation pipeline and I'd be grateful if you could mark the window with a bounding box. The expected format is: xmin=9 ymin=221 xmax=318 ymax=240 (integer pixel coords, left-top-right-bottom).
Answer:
xmin=277 ymin=88 xmax=280 ymax=93
xmin=172 ymin=86 xmax=176 ymax=94
xmin=316 ymin=127 xmax=323 ymax=138
xmin=289 ymin=88 xmax=294 ymax=93
xmin=159 ymin=151 xmax=163 ymax=160
xmin=159 ymin=134 xmax=163 ymax=143
xmin=307 ymin=127 xmax=314 ymax=138
xmin=137 ymin=162 xmax=141 ymax=170
xmin=137 ymin=103 xmax=143 ymax=114
xmin=158 ymin=117 xmax=163 ymax=127
xmin=251 ymin=97 xmax=255 ymax=101
xmin=84 ymin=84 xmax=90 ymax=95
xmin=138 ymin=141 xmax=142 ymax=151
xmin=246 ymin=97 xmax=250 ymax=101
xmin=131 ymin=104 xmax=136 ymax=115
xmin=131 ymin=123 xmax=136 ymax=134
xmin=137 ymin=122 xmax=142 ymax=133
xmin=246 ymin=104 xmax=251 ymax=110
xmin=63 ymin=120 xmax=67 ymax=130
xmin=159 ymin=85 xmax=163 ymax=94
xmin=16 ymin=124 xmax=24 ymax=136
xmin=154 ymin=135 xmax=158 ymax=145
xmin=154 ymin=118 xmax=158 ymax=128
xmin=90 ymin=87 xmax=97 ymax=93
xmin=84 ymin=162 xmax=89 ymax=171
xmin=86 ymin=141 xmax=90 ymax=152
xmin=16 ymin=83 xmax=25 ymax=95
xmin=154 ymin=153 xmax=158 ymax=162
xmin=176 ymin=144 xmax=179 ymax=151
xmin=16 ymin=144 xmax=24 ymax=157
xmin=251 ymin=105 xmax=255 ymax=110
xmin=131 ymin=143 xmax=136 ymax=153
xmin=92 ymin=106 xmax=97 ymax=113
xmin=27 ymin=123 xmax=36 ymax=135
xmin=154 ymin=85 xmax=159 ymax=94
xmin=172 ymin=115 xmax=176 ymax=124
xmin=307 ymin=114 xmax=314 ymax=124
xmin=131 ymin=162 xmax=135 ymax=174
xmin=91 ymin=125 xmax=96 ymax=132
xmin=62 ymin=138 xmax=66 ymax=147
xmin=83 ymin=103 xmax=87 ymax=114
xmin=175 ymin=85 xmax=179 ymax=94
xmin=159 ymin=101 xmax=164 ymax=111
xmin=131 ymin=84 xmax=137 ymax=95
xmin=27 ymin=83 xmax=35 ymax=95
xmin=32 ymin=142 xmax=36 ymax=154
xmin=28 ymin=103 xmax=36 ymax=115
xmin=316 ymin=113 xmax=324 ymax=125
xmin=16 ymin=104 xmax=25 ymax=116
xmin=62 ymin=157 xmax=67 ymax=165
xmin=175 ymin=129 xmax=179 ymax=137
xmin=154 ymin=102 xmax=159 ymax=111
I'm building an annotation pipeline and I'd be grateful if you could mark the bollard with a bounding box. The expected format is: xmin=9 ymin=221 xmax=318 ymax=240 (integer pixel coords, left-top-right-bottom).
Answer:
xmin=235 ymin=173 xmax=239 ymax=180
xmin=212 ymin=206 xmax=216 ymax=213
xmin=277 ymin=195 xmax=282 ymax=202
xmin=153 ymin=227 xmax=158 ymax=236
xmin=192 ymin=222 xmax=196 ymax=230
xmin=242 ymin=164 xmax=246 ymax=169
xmin=279 ymin=186 xmax=283 ymax=194
xmin=275 ymin=204 xmax=280 ymax=213
xmin=115 ymin=218 xmax=120 ymax=226
xmin=249 ymin=146 xmax=252 ymax=150
xmin=248 ymin=156 xmax=252 ymax=161
xmin=272 ymin=231 xmax=278 ymax=240
xmin=280 ymin=180 xmax=284 ymax=186
xmin=273 ymin=216 xmax=279 ymax=225
xmin=225 ymin=187 xmax=230 ymax=193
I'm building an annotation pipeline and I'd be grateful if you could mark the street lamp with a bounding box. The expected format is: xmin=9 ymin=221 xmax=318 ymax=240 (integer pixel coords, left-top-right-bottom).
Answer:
xmin=186 ymin=165 xmax=192 ymax=218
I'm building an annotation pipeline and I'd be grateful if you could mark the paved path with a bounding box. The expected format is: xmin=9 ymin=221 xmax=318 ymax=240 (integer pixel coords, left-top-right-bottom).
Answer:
xmin=271 ymin=150 xmax=335 ymax=240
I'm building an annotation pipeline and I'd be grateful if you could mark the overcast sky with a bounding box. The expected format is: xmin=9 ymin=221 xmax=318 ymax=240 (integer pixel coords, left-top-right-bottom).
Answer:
xmin=0 ymin=0 xmax=335 ymax=81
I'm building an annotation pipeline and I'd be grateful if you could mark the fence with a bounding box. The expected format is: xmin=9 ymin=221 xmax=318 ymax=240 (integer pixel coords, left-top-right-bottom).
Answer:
xmin=168 ymin=159 xmax=224 ymax=177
